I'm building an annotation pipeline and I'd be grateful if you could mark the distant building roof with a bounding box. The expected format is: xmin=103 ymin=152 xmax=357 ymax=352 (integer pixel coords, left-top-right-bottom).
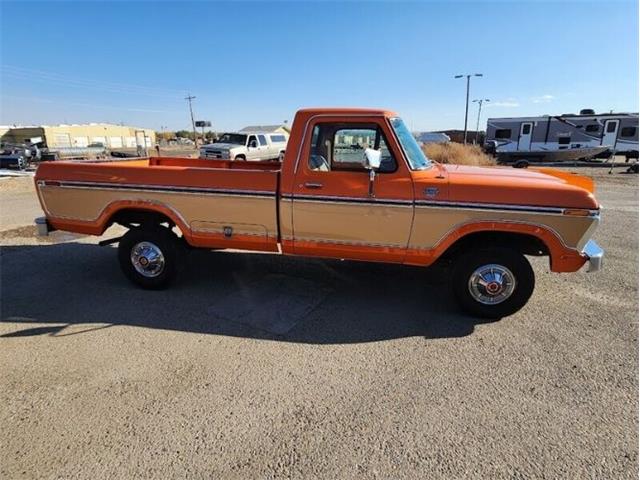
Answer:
xmin=239 ymin=125 xmax=289 ymax=133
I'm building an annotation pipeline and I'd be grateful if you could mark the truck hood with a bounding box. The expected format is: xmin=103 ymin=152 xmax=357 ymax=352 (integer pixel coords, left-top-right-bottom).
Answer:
xmin=436 ymin=164 xmax=598 ymax=209
xmin=202 ymin=143 xmax=241 ymax=150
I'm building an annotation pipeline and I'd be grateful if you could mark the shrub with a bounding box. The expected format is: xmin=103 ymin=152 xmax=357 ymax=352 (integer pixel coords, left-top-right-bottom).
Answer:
xmin=422 ymin=142 xmax=496 ymax=166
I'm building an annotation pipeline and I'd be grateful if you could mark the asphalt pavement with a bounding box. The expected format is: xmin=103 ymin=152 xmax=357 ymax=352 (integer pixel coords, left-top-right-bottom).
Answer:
xmin=1 ymin=168 xmax=637 ymax=479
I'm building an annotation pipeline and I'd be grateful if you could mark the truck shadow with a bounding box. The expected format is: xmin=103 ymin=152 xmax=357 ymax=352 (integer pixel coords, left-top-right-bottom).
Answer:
xmin=1 ymin=242 xmax=497 ymax=343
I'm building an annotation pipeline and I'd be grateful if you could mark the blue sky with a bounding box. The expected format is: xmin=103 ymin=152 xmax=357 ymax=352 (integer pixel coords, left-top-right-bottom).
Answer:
xmin=1 ymin=0 xmax=638 ymax=132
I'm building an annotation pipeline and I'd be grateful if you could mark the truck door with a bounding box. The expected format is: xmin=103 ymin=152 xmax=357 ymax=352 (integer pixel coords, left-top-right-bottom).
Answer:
xmin=518 ymin=122 xmax=533 ymax=151
xmin=246 ymin=135 xmax=260 ymax=160
xmin=602 ymin=119 xmax=620 ymax=150
xmin=290 ymin=116 xmax=414 ymax=263
xmin=257 ymin=134 xmax=269 ymax=160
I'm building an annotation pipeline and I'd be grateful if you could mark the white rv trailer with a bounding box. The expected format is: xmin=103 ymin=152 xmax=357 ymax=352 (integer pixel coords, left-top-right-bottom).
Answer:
xmin=485 ymin=110 xmax=639 ymax=161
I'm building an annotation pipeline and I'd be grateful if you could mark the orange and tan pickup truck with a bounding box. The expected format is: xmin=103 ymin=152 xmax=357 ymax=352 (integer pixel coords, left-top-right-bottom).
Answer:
xmin=34 ymin=108 xmax=603 ymax=318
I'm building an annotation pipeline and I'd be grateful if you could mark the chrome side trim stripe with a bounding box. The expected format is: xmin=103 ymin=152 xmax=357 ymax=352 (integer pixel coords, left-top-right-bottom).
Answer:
xmin=45 ymin=180 xmax=276 ymax=198
xmin=43 ymin=180 xmax=598 ymax=216
xmin=281 ymin=193 xmax=412 ymax=207
xmin=414 ymin=200 xmax=565 ymax=214
xmin=284 ymin=193 xmax=594 ymax=215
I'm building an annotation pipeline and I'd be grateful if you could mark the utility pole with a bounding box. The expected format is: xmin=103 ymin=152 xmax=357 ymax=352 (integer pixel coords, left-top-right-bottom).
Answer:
xmin=472 ymin=99 xmax=490 ymax=145
xmin=455 ymin=73 xmax=483 ymax=145
xmin=185 ymin=94 xmax=197 ymax=148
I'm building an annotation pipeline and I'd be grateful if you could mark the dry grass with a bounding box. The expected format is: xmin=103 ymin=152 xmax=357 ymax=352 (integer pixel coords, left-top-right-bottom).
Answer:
xmin=422 ymin=142 xmax=496 ymax=166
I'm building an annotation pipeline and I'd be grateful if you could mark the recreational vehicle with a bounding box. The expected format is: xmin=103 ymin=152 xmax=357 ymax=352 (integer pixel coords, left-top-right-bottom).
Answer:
xmin=485 ymin=110 xmax=638 ymax=163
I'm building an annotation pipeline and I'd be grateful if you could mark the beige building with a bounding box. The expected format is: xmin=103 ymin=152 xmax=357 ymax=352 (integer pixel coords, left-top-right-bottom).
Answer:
xmin=0 ymin=123 xmax=156 ymax=149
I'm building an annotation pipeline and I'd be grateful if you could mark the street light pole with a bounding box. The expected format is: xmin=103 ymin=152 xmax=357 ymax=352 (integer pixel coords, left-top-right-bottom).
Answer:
xmin=455 ymin=73 xmax=483 ymax=145
xmin=472 ymin=99 xmax=490 ymax=145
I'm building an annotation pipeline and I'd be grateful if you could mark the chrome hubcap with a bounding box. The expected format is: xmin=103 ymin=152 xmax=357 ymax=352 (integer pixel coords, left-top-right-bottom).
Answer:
xmin=130 ymin=241 xmax=165 ymax=278
xmin=468 ymin=264 xmax=516 ymax=305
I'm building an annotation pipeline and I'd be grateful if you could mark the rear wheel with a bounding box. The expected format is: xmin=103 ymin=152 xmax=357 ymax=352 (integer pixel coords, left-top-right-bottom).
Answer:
xmin=118 ymin=226 xmax=181 ymax=289
xmin=451 ymin=247 xmax=535 ymax=318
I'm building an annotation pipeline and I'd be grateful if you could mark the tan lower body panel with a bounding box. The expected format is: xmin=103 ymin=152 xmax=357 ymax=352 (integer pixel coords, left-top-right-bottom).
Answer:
xmin=410 ymin=205 xmax=595 ymax=250
xmin=40 ymin=186 xmax=277 ymax=242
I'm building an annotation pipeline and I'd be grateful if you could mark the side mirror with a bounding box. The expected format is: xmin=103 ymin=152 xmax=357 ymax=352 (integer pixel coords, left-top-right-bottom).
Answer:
xmin=364 ymin=148 xmax=382 ymax=170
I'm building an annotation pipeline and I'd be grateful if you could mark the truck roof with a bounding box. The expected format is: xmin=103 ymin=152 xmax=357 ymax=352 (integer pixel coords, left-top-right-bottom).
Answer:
xmin=296 ymin=107 xmax=399 ymax=117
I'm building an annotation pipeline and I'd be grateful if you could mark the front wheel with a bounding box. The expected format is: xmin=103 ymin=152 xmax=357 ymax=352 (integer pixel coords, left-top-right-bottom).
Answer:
xmin=451 ymin=248 xmax=535 ymax=319
xmin=118 ymin=226 xmax=181 ymax=289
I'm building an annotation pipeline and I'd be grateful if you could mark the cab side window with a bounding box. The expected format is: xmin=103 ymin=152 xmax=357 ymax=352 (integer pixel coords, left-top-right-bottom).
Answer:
xmin=308 ymin=123 xmax=397 ymax=173
xmin=247 ymin=135 xmax=257 ymax=147
xmin=257 ymin=135 xmax=267 ymax=146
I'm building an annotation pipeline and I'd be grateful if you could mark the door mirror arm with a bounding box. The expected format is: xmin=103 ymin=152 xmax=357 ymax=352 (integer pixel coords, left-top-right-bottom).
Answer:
xmin=363 ymin=148 xmax=381 ymax=198
xmin=368 ymin=168 xmax=376 ymax=198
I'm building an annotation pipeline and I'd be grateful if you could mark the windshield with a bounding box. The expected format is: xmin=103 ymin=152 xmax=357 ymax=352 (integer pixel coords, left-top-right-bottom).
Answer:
xmin=215 ymin=133 xmax=247 ymax=145
xmin=389 ymin=117 xmax=431 ymax=170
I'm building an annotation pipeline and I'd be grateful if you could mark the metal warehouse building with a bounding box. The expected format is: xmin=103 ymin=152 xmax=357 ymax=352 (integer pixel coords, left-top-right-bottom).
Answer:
xmin=0 ymin=123 xmax=156 ymax=149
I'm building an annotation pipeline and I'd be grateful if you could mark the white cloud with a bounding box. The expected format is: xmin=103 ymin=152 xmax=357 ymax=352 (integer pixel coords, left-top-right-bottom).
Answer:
xmin=485 ymin=99 xmax=520 ymax=108
xmin=532 ymin=94 xmax=555 ymax=104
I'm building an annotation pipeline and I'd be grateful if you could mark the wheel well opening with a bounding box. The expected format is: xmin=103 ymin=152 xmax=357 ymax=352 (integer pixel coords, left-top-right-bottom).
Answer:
xmin=108 ymin=209 xmax=182 ymax=236
xmin=442 ymin=231 xmax=550 ymax=261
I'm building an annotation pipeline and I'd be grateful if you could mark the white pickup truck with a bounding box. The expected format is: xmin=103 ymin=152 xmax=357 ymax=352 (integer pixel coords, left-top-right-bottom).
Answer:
xmin=200 ymin=131 xmax=288 ymax=161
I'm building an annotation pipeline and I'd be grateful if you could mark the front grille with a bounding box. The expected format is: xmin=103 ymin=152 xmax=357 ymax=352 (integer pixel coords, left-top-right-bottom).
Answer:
xmin=203 ymin=150 xmax=227 ymax=159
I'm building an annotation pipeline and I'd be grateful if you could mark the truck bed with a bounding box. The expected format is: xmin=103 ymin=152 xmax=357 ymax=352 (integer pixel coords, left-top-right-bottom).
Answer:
xmin=35 ymin=157 xmax=282 ymax=251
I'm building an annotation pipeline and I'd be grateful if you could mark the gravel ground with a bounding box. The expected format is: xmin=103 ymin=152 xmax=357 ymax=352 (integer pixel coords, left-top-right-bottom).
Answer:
xmin=0 ymin=167 xmax=637 ymax=479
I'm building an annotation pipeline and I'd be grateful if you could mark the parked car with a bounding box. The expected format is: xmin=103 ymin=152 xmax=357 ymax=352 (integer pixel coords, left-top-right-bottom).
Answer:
xmin=34 ymin=107 xmax=602 ymax=318
xmin=0 ymin=151 xmax=27 ymax=169
xmin=0 ymin=145 xmax=30 ymax=169
xmin=200 ymin=131 xmax=288 ymax=161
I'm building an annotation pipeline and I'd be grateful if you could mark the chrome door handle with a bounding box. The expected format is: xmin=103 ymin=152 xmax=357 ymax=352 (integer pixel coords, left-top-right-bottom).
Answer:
xmin=304 ymin=182 xmax=323 ymax=189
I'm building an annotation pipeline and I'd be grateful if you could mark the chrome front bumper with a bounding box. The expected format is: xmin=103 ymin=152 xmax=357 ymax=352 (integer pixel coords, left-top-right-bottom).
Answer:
xmin=582 ymin=240 xmax=604 ymax=272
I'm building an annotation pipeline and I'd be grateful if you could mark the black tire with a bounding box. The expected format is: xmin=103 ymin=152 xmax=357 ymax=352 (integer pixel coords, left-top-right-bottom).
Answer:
xmin=451 ymin=247 xmax=535 ymax=319
xmin=513 ymin=159 xmax=529 ymax=169
xmin=118 ymin=226 xmax=181 ymax=289
xmin=234 ymin=155 xmax=246 ymax=161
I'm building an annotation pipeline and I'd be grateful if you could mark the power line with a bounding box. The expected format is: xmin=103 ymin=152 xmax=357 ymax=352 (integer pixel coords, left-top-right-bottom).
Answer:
xmin=185 ymin=94 xmax=197 ymax=148
xmin=1 ymin=64 xmax=186 ymax=98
